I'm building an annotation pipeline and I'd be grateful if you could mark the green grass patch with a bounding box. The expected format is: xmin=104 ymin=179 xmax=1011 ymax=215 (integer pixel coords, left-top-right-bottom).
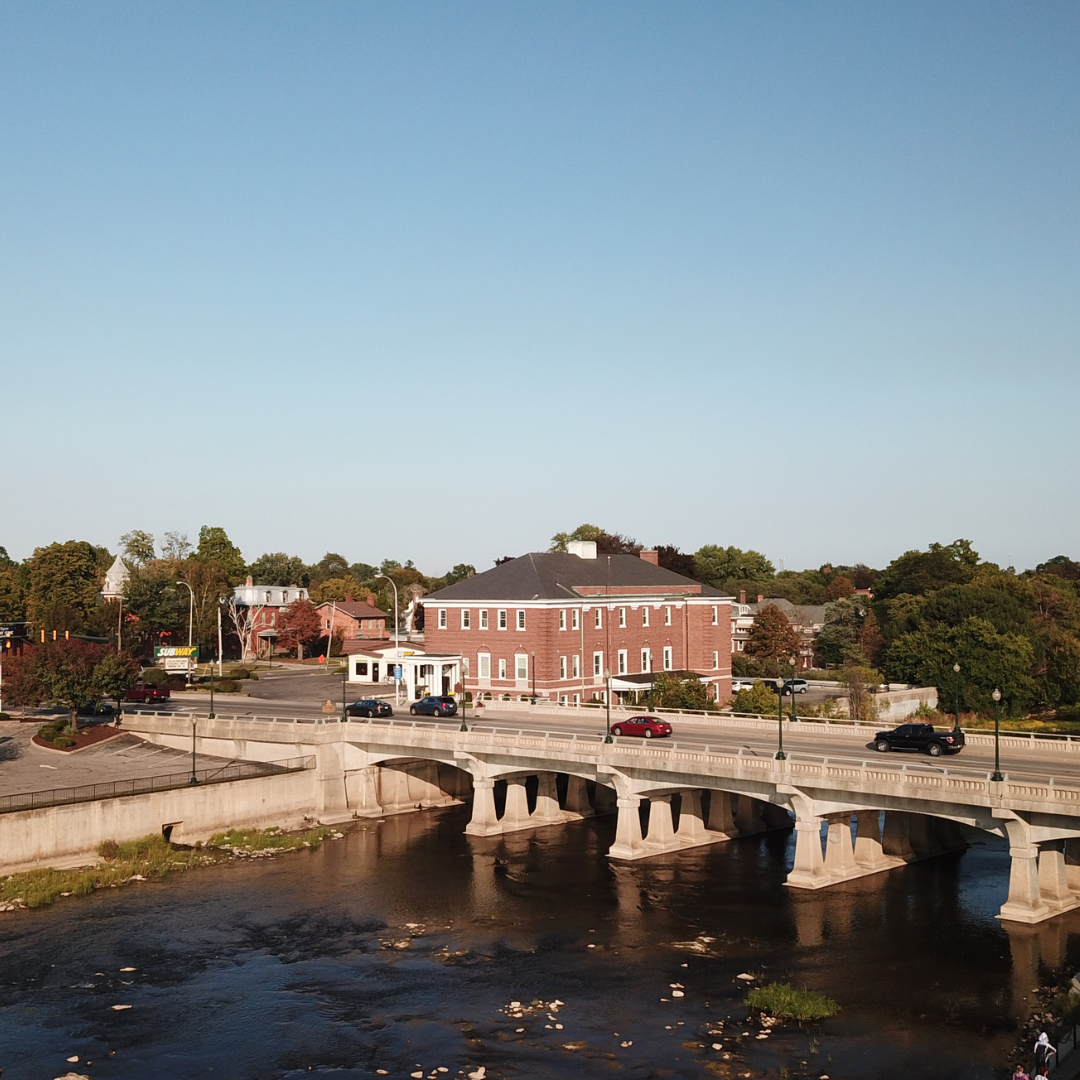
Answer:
xmin=745 ymin=982 xmax=840 ymax=1021
xmin=208 ymin=825 xmax=333 ymax=853
xmin=0 ymin=826 xmax=339 ymax=911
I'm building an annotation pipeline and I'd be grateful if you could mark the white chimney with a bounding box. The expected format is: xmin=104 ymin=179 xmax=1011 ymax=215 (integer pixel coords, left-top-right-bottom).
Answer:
xmin=567 ymin=540 xmax=598 ymax=560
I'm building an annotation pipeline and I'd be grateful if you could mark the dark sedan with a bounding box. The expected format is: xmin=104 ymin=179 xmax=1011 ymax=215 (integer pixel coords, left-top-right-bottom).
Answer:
xmin=409 ymin=695 xmax=458 ymax=717
xmin=345 ymin=699 xmax=394 ymax=718
xmin=610 ymin=715 xmax=673 ymax=739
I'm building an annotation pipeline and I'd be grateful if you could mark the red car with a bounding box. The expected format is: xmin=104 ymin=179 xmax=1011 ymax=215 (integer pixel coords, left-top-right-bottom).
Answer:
xmin=610 ymin=715 xmax=672 ymax=739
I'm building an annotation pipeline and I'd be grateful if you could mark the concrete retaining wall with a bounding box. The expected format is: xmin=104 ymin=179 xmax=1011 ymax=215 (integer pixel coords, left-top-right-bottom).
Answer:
xmin=0 ymin=769 xmax=318 ymax=875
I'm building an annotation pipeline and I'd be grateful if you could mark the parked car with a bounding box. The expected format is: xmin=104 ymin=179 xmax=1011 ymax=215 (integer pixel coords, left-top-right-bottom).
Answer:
xmin=345 ymin=699 xmax=393 ymax=719
xmin=610 ymin=715 xmax=673 ymax=739
xmin=731 ymin=679 xmax=756 ymax=692
xmin=124 ymin=685 xmax=171 ymax=704
xmin=410 ymin=695 xmax=458 ymax=717
xmin=873 ymin=723 xmax=965 ymax=757
xmin=780 ymin=679 xmax=810 ymax=695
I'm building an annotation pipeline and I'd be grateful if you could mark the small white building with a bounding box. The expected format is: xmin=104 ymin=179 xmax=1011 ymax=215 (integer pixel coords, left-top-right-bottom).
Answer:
xmin=345 ymin=640 xmax=463 ymax=701
xmin=232 ymin=577 xmax=308 ymax=607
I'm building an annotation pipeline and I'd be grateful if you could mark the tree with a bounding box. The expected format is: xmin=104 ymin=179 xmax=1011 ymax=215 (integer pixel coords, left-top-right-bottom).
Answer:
xmin=195 ymin=526 xmax=247 ymax=586
xmin=646 ymin=671 xmax=709 ymax=711
xmin=309 ymin=576 xmax=365 ymax=603
xmin=3 ymin=639 xmax=108 ymax=729
xmin=310 ymin=552 xmax=349 ymax=582
xmin=0 ymin=548 xmax=29 ymax=622
xmin=731 ymin=680 xmax=780 ymax=715
xmin=277 ymin=598 xmax=323 ymax=659
xmin=429 ymin=563 xmax=476 ymax=590
xmin=838 ymin=663 xmax=881 ymax=724
xmin=227 ymin=596 xmax=263 ymax=661
xmin=656 ymin=545 xmax=697 ymax=579
xmin=744 ymin=604 xmax=800 ymax=662
xmin=26 ymin=541 xmax=111 ymax=634
xmin=161 ymin=531 xmax=193 ymax=560
xmin=815 ymin=599 xmax=866 ymax=667
xmin=824 ymin=575 xmax=855 ymax=601
xmin=248 ymin=552 xmax=310 ymax=587
xmin=550 ymin=524 xmax=642 ymax=555
xmin=121 ymin=563 xmax=188 ymax=656
xmin=693 ymin=545 xmax=775 ymax=590
xmin=915 ymin=584 xmax=1032 ymax=637
xmin=884 ymin=617 xmax=1037 ymax=716
xmin=91 ymin=651 xmax=142 ymax=709
xmin=119 ymin=530 xmax=156 ymax=566
xmin=180 ymin=557 xmax=231 ymax=654
xmin=873 ymin=540 xmax=979 ymax=602
xmin=1035 ymin=556 xmax=1080 ymax=582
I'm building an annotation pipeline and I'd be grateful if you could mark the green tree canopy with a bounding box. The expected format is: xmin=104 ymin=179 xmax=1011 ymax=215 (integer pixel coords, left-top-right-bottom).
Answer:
xmin=119 ymin=530 xmax=156 ymax=566
xmin=0 ymin=548 xmax=29 ymax=622
xmin=91 ymin=651 xmax=142 ymax=704
xmin=309 ymin=552 xmax=349 ymax=582
xmin=914 ymin=584 xmax=1033 ymax=637
xmin=815 ymin=599 xmax=868 ymax=667
xmin=3 ymin=638 xmax=109 ymax=727
xmin=646 ymin=670 xmax=709 ymax=711
xmin=884 ymin=616 xmax=1037 ymax=716
xmin=248 ymin=552 xmax=310 ymax=587
xmin=873 ymin=540 xmax=979 ymax=602
xmin=122 ymin=563 xmax=188 ymax=656
xmin=550 ymin=525 xmax=642 ymax=555
xmin=693 ymin=545 xmax=775 ymax=589
xmin=195 ymin=526 xmax=247 ymax=586
xmin=26 ymin=541 xmax=111 ymax=634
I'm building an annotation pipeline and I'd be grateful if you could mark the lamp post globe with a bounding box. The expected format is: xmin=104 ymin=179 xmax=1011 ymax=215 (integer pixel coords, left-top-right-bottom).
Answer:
xmin=991 ymin=687 xmax=1004 ymax=782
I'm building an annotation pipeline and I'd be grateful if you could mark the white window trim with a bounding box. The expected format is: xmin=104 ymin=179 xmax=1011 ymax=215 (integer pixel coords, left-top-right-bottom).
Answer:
xmin=663 ymin=646 xmax=673 ymax=671
xmin=617 ymin=649 xmax=628 ymax=675
xmin=712 ymin=605 xmax=718 ymax=625
xmin=618 ymin=607 xmax=626 ymax=628
xmin=559 ymin=609 xmax=566 ymax=630
xmin=515 ymin=653 xmax=529 ymax=681
xmin=640 ymin=648 xmax=651 ymax=673
xmin=594 ymin=608 xmax=602 ymax=629
xmin=480 ymin=609 xmax=489 ymax=629
xmin=572 ymin=609 xmax=580 ymax=630
xmin=498 ymin=609 xmax=507 ymax=630
xmin=437 ymin=609 xmax=447 ymax=629
xmin=478 ymin=652 xmax=491 ymax=679
xmin=713 ymin=651 xmax=720 ymax=669
xmin=559 ymin=655 xmax=567 ymax=679
xmin=498 ymin=658 xmax=507 ymax=680
xmin=461 ymin=609 xmax=470 ymax=629
xmin=664 ymin=606 xmax=672 ymax=626
xmin=572 ymin=654 xmax=580 ymax=678
xmin=642 ymin=607 xmax=649 ymax=627
xmin=516 ymin=610 xmax=526 ymax=631
xmin=593 ymin=651 xmax=603 ymax=677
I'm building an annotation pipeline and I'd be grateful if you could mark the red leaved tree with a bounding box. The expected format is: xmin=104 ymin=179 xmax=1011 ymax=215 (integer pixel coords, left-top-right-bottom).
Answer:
xmin=745 ymin=604 xmax=800 ymax=662
xmin=278 ymin=598 xmax=323 ymax=659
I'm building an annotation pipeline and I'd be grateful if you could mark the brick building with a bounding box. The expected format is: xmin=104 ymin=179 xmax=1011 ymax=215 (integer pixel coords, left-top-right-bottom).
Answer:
xmin=315 ymin=595 xmax=390 ymax=643
xmin=731 ymin=591 xmax=829 ymax=670
xmin=424 ymin=541 xmax=733 ymax=704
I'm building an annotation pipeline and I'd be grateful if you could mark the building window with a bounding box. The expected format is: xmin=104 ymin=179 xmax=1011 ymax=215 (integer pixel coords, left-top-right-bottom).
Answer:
xmin=573 ymin=693 xmax=580 ymax=705
xmin=572 ymin=654 xmax=580 ymax=678
xmin=516 ymin=610 xmax=526 ymax=630
xmin=642 ymin=607 xmax=649 ymax=627
xmin=438 ymin=609 xmax=447 ymax=629
xmin=478 ymin=653 xmax=491 ymax=679
xmin=560 ymin=694 xmax=568 ymax=705
xmin=265 ymin=591 xmax=272 ymax=603
xmin=593 ymin=652 xmax=603 ymax=676
xmin=594 ymin=608 xmax=602 ymax=629
xmin=664 ymin=606 xmax=672 ymax=625
xmin=461 ymin=609 xmax=471 ymax=629
xmin=480 ymin=609 xmax=489 ymax=629
xmin=498 ymin=658 xmax=507 ymax=680
xmin=498 ymin=610 xmax=507 ymax=630
xmin=515 ymin=654 xmax=528 ymax=681
xmin=663 ymin=646 xmax=673 ymax=670
xmin=617 ymin=649 xmax=628 ymax=675
xmin=282 ymin=592 xmax=289 ymax=604
xmin=559 ymin=609 xmax=566 ymax=630
xmin=618 ymin=608 xmax=626 ymax=628
xmin=355 ymin=661 xmax=368 ymax=676
xmin=712 ymin=606 xmax=718 ymax=625
xmin=713 ymin=651 xmax=719 ymax=669
xmin=559 ymin=656 xmax=567 ymax=679
xmin=641 ymin=648 xmax=651 ymax=673
xmin=572 ymin=609 xmax=580 ymax=630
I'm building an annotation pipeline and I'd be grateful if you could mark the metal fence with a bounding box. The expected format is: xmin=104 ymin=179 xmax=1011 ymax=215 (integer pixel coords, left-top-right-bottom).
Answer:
xmin=0 ymin=755 xmax=315 ymax=815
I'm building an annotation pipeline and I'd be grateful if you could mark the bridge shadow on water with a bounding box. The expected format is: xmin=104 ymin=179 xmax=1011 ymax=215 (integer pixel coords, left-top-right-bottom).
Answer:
xmin=2 ymin=804 xmax=1080 ymax=1079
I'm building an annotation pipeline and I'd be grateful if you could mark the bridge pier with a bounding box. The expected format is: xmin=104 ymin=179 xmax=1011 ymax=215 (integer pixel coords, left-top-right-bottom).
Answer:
xmin=644 ymin=795 xmax=678 ymax=853
xmin=824 ymin=815 xmax=858 ymax=878
xmin=787 ymin=812 xmax=829 ymax=889
xmin=465 ymin=778 xmax=502 ymax=836
xmin=609 ymin=794 xmax=646 ymax=859
xmin=1000 ymin=841 xmax=1051 ymax=924
xmin=706 ymin=791 xmax=737 ymax=837
xmin=675 ymin=790 xmax=708 ymax=844
xmin=350 ymin=766 xmax=383 ymax=818
xmin=735 ymin=795 xmax=765 ymax=834
xmin=532 ymin=772 xmax=563 ymax=824
xmin=565 ymin=775 xmax=594 ymax=818
xmin=854 ymin=811 xmax=891 ymax=870
xmin=315 ymin=745 xmax=352 ymax=825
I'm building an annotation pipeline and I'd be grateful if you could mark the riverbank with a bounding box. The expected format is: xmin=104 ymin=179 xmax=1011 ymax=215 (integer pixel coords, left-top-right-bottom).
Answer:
xmin=0 ymin=825 xmax=338 ymax=911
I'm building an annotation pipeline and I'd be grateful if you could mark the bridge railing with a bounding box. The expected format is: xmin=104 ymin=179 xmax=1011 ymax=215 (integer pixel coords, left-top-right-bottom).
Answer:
xmin=0 ymin=755 xmax=315 ymax=815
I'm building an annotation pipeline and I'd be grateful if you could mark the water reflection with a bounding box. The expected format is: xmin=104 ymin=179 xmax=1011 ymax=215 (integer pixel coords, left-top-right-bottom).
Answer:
xmin=0 ymin=807 xmax=1076 ymax=1079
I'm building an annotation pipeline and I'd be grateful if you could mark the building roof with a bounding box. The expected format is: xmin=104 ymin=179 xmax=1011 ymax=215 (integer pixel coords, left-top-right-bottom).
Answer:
xmin=316 ymin=599 xmax=388 ymax=620
xmin=750 ymin=597 xmax=831 ymax=628
xmin=425 ymin=552 xmax=729 ymax=602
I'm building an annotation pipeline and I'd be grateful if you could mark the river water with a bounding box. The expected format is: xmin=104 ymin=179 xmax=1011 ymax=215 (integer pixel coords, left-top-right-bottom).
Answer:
xmin=2 ymin=806 xmax=1077 ymax=1080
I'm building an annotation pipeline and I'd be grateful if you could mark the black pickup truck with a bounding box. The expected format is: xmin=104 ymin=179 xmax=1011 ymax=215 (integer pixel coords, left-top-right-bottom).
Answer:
xmin=873 ymin=723 xmax=964 ymax=757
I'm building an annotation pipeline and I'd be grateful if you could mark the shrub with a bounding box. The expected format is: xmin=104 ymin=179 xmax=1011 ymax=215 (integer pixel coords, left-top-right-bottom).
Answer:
xmin=141 ymin=667 xmax=170 ymax=687
xmin=98 ymin=839 xmax=120 ymax=860
xmin=213 ymin=679 xmax=241 ymax=693
xmin=0 ymin=712 xmax=10 ymax=721
xmin=732 ymin=681 xmax=781 ymax=715
xmin=52 ymin=736 xmax=76 ymax=748
xmin=37 ymin=724 xmax=60 ymax=743
xmin=746 ymin=982 xmax=840 ymax=1021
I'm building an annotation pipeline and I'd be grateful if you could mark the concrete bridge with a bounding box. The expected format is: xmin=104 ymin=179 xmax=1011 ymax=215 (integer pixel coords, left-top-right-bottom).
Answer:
xmin=119 ymin=709 xmax=1080 ymax=926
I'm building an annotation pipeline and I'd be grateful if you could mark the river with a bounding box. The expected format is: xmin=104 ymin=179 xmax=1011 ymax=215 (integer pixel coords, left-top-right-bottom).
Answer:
xmin=1 ymin=806 xmax=1075 ymax=1080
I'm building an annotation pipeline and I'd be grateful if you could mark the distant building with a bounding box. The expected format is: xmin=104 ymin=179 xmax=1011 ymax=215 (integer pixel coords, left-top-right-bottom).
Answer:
xmin=424 ymin=541 xmax=733 ymax=704
xmin=101 ymin=555 xmax=129 ymax=601
xmin=316 ymin=595 xmax=390 ymax=642
xmin=231 ymin=576 xmax=309 ymax=660
xmin=731 ymin=590 xmax=829 ymax=670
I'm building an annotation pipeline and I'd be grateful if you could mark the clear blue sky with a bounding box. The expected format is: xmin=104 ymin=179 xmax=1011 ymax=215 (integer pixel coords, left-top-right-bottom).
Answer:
xmin=2 ymin=2 xmax=1077 ymax=574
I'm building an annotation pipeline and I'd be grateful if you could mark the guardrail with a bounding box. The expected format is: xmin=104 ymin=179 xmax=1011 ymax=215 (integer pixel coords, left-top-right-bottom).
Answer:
xmin=0 ymin=755 xmax=315 ymax=815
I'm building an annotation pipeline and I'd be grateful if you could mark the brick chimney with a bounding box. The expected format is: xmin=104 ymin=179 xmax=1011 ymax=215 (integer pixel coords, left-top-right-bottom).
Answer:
xmin=367 ymin=592 xmax=376 ymax=606
xmin=345 ymin=595 xmax=353 ymax=604
xmin=739 ymin=590 xmax=746 ymax=605
xmin=757 ymin=594 xmax=764 ymax=603
xmin=245 ymin=575 xmax=253 ymax=587
xmin=639 ymin=550 xmax=659 ymax=565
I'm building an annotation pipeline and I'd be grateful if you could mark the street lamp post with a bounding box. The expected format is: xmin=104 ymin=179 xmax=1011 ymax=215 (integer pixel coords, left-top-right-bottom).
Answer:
xmin=176 ymin=580 xmax=195 ymax=684
xmin=953 ymin=663 xmax=962 ymax=733
xmin=376 ymin=574 xmax=401 ymax=706
xmin=775 ymin=677 xmax=786 ymax=759
xmin=530 ymin=651 xmax=537 ymax=705
xmin=604 ymin=668 xmax=613 ymax=743
xmin=208 ymin=668 xmax=216 ymax=720
xmin=189 ymin=718 xmax=198 ymax=785
xmin=341 ymin=660 xmax=348 ymax=721
xmin=991 ymin=688 xmax=1004 ymax=782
